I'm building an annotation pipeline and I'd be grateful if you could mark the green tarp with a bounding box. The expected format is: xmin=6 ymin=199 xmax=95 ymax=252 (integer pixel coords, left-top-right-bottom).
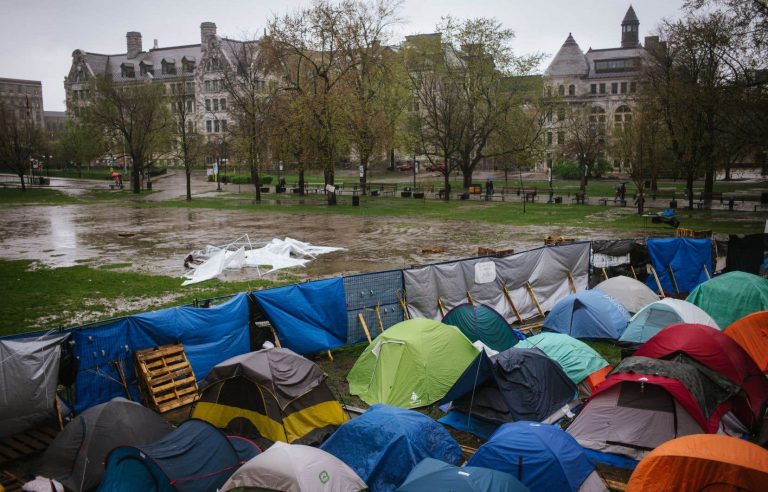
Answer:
xmin=687 ymin=272 xmax=768 ymax=329
xmin=515 ymin=333 xmax=609 ymax=385
xmin=347 ymin=319 xmax=479 ymax=408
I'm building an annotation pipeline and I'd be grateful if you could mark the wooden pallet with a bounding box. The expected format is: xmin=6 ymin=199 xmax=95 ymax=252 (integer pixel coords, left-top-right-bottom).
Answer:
xmin=0 ymin=469 xmax=23 ymax=491
xmin=134 ymin=344 xmax=199 ymax=413
xmin=0 ymin=425 xmax=58 ymax=465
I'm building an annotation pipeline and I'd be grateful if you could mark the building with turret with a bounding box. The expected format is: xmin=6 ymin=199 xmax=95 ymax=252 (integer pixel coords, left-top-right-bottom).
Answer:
xmin=542 ymin=5 xmax=658 ymax=172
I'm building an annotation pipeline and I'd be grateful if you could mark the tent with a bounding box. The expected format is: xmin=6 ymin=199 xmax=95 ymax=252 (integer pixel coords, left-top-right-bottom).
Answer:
xmin=347 ymin=319 xmax=479 ymax=408
xmin=467 ymin=422 xmax=606 ymax=492
xmin=687 ymin=271 xmax=768 ymax=329
xmin=618 ymin=298 xmax=718 ymax=347
xmin=220 ymin=442 xmax=366 ymax=492
xmin=98 ymin=419 xmax=259 ymax=492
xmin=192 ymin=348 xmax=347 ymax=444
xmin=397 ymin=458 xmax=530 ymax=492
xmin=542 ymin=290 xmax=630 ymax=340
xmin=626 ymin=434 xmax=768 ymax=491
xmin=320 ymin=405 xmax=461 ymax=492
xmin=442 ymin=303 xmax=523 ymax=352
xmin=448 ymin=348 xmax=578 ymax=425
xmin=634 ymin=323 xmax=768 ymax=430
xmin=38 ymin=398 xmax=173 ymax=491
xmin=515 ymin=333 xmax=610 ymax=391
xmin=725 ymin=311 xmax=768 ymax=372
xmin=644 ymin=238 xmax=711 ymax=294
xmin=593 ymin=276 xmax=658 ymax=314
xmin=566 ymin=357 xmax=741 ymax=460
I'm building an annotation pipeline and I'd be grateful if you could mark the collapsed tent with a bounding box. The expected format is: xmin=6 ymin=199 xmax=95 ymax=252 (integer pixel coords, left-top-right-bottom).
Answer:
xmin=542 ymin=290 xmax=630 ymax=340
xmin=626 ymin=434 xmax=768 ymax=492
xmin=39 ymin=398 xmax=173 ymax=491
xmin=397 ymin=458 xmax=530 ymax=492
xmin=98 ymin=419 xmax=259 ymax=492
xmin=645 ymin=238 xmax=712 ymax=295
xmin=0 ymin=333 xmax=68 ymax=438
xmin=686 ymin=271 xmax=768 ymax=329
xmin=442 ymin=303 xmax=523 ymax=352
xmin=593 ymin=276 xmax=658 ymax=314
xmin=725 ymin=311 xmax=768 ymax=372
xmin=467 ymin=422 xmax=607 ymax=492
xmin=347 ymin=319 xmax=479 ymax=408
xmin=618 ymin=298 xmax=719 ymax=347
xmin=516 ymin=333 xmax=610 ymax=393
xmin=566 ymin=357 xmax=741 ymax=460
xmin=220 ymin=442 xmax=366 ymax=492
xmin=321 ymin=405 xmax=461 ymax=492
xmin=444 ymin=348 xmax=578 ymax=427
xmin=635 ymin=323 xmax=768 ymax=430
xmin=192 ymin=348 xmax=347 ymax=444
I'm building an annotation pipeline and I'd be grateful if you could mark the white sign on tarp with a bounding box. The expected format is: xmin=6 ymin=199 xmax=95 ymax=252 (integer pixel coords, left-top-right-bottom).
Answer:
xmin=474 ymin=261 xmax=497 ymax=284
xmin=325 ymin=184 xmax=336 ymax=193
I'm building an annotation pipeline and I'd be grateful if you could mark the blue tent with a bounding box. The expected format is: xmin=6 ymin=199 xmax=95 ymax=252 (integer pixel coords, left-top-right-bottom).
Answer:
xmin=397 ymin=458 xmax=530 ymax=492
xmin=98 ymin=420 xmax=259 ymax=492
xmin=645 ymin=238 xmax=712 ymax=294
xmin=442 ymin=303 xmax=525 ymax=352
xmin=467 ymin=422 xmax=597 ymax=492
xmin=321 ymin=405 xmax=461 ymax=492
xmin=542 ymin=290 xmax=629 ymax=340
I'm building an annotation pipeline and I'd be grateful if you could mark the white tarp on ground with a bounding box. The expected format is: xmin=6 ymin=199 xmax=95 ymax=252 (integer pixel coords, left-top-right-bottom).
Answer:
xmin=0 ymin=333 xmax=69 ymax=438
xmin=182 ymin=236 xmax=343 ymax=286
xmin=403 ymin=242 xmax=590 ymax=322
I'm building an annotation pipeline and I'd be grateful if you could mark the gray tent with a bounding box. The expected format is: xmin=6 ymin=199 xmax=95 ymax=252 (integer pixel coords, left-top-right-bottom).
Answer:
xmin=0 ymin=333 xmax=69 ymax=438
xmin=38 ymin=398 xmax=173 ymax=491
xmin=220 ymin=441 xmax=367 ymax=492
xmin=593 ymin=276 xmax=659 ymax=314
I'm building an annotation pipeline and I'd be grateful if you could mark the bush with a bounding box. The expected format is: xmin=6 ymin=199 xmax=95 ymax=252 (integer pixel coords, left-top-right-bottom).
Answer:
xmin=591 ymin=159 xmax=612 ymax=179
xmin=553 ymin=161 xmax=582 ymax=180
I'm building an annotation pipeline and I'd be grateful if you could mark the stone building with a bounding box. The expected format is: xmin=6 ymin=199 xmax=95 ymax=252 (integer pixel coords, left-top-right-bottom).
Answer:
xmin=542 ymin=6 xmax=658 ymax=172
xmin=43 ymin=111 xmax=66 ymax=141
xmin=0 ymin=77 xmax=45 ymax=129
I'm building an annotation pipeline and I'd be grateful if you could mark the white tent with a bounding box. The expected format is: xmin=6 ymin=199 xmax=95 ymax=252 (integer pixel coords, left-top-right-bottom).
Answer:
xmin=594 ymin=276 xmax=659 ymax=314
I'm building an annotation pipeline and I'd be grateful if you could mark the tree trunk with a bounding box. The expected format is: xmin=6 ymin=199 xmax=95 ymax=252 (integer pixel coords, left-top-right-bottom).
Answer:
xmin=298 ymin=169 xmax=305 ymax=196
xmin=443 ymin=173 xmax=451 ymax=201
xmin=462 ymin=169 xmax=472 ymax=189
xmin=185 ymin=169 xmax=192 ymax=201
xmin=18 ymin=172 xmax=25 ymax=191
xmin=326 ymin=167 xmax=336 ymax=206
xmin=252 ymin=165 xmax=261 ymax=202
xmin=636 ymin=187 xmax=644 ymax=215
xmin=704 ymin=168 xmax=714 ymax=194
xmin=360 ymin=156 xmax=368 ymax=196
xmin=131 ymin=157 xmax=141 ymax=194
xmin=724 ymin=162 xmax=731 ymax=180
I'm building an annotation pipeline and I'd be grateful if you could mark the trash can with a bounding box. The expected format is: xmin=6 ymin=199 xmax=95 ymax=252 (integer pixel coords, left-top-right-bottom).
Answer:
xmin=352 ymin=195 xmax=360 ymax=206
xmin=554 ymin=196 xmax=562 ymax=204
xmin=669 ymin=200 xmax=677 ymax=209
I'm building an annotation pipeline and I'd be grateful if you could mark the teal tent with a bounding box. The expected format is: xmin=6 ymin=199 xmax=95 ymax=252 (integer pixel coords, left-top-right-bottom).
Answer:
xmin=443 ymin=303 xmax=523 ymax=352
xmin=619 ymin=298 xmax=719 ymax=347
xmin=515 ymin=333 xmax=609 ymax=386
xmin=687 ymin=272 xmax=768 ymax=329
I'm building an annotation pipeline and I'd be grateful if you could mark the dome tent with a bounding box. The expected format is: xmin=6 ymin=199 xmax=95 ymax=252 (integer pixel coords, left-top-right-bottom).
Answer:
xmin=542 ymin=290 xmax=630 ymax=340
xmin=321 ymin=405 xmax=461 ymax=492
xmin=725 ymin=311 xmax=768 ymax=372
xmin=192 ymin=348 xmax=346 ymax=444
xmin=593 ymin=276 xmax=658 ymax=314
xmin=618 ymin=298 xmax=718 ymax=347
xmin=515 ymin=333 xmax=610 ymax=389
xmin=38 ymin=398 xmax=173 ymax=491
xmin=467 ymin=421 xmax=606 ymax=492
xmin=397 ymin=458 xmax=530 ymax=492
xmin=347 ymin=318 xmax=479 ymax=408
xmin=442 ymin=303 xmax=523 ymax=352
xmin=687 ymin=271 xmax=768 ymax=329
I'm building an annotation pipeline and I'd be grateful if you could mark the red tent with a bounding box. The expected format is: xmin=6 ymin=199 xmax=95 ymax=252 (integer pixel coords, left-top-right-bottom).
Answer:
xmin=635 ymin=323 xmax=768 ymax=429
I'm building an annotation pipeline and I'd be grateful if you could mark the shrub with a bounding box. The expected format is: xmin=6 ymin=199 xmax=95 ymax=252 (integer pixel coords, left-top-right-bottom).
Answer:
xmin=553 ymin=161 xmax=582 ymax=180
xmin=591 ymin=159 xmax=612 ymax=179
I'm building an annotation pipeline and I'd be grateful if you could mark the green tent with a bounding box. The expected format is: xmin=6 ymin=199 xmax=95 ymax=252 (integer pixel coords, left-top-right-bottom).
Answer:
xmin=442 ymin=303 xmax=520 ymax=352
xmin=347 ymin=318 xmax=479 ymax=409
xmin=515 ymin=333 xmax=609 ymax=385
xmin=687 ymin=272 xmax=768 ymax=329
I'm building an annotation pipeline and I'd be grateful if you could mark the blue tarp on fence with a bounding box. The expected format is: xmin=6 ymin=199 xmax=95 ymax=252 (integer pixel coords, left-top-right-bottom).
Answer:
xmin=645 ymin=238 xmax=711 ymax=294
xmin=253 ymin=277 xmax=347 ymax=354
xmin=72 ymin=293 xmax=251 ymax=413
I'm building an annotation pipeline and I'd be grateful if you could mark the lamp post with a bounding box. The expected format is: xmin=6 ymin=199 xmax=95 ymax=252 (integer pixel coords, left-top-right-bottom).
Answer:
xmin=215 ymin=158 xmax=221 ymax=192
xmin=548 ymin=166 xmax=554 ymax=203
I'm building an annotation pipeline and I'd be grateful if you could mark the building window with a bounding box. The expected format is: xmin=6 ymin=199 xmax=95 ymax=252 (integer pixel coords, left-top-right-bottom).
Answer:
xmin=121 ymin=63 xmax=135 ymax=78
xmin=214 ymin=120 xmax=220 ymax=132
xmin=205 ymin=99 xmax=211 ymax=111
xmin=546 ymin=132 xmax=553 ymax=145
xmin=204 ymin=80 xmax=211 ymax=91
xmin=220 ymin=98 xmax=226 ymax=110
xmin=221 ymin=120 xmax=227 ymax=132
xmin=187 ymin=120 xmax=194 ymax=133
xmin=590 ymin=84 xmax=596 ymax=95
xmin=557 ymin=131 xmax=565 ymax=145
xmin=615 ymin=105 xmax=632 ymax=125
xmin=186 ymin=81 xmax=194 ymax=92
xmin=611 ymin=82 xmax=618 ymax=94
xmin=620 ymin=82 xmax=628 ymax=94
xmin=161 ymin=61 xmax=176 ymax=75
xmin=140 ymin=63 xmax=154 ymax=76
xmin=599 ymin=83 xmax=606 ymax=94
xmin=186 ymin=99 xmax=193 ymax=112
xmin=630 ymin=81 xmax=637 ymax=93
xmin=568 ymin=84 xmax=575 ymax=96
xmin=558 ymin=85 xmax=565 ymax=96
xmin=206 ymin=120 xmax=212 ymax=132
xmin=213 ymin=99 xmax=219 ymax=111
xmin=557 ymin=107 xmax=566 ymax=121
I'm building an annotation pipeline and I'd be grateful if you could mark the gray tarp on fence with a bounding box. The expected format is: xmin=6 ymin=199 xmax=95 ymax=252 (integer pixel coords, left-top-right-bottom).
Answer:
xmin=403 ymin=242 xmax=590 ymax=322
xmin=0 ymin=333 xmax=69 ymax=437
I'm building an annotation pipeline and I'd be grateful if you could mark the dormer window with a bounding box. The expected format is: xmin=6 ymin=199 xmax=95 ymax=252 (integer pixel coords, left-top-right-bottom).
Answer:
xmin=75 ymin=69 xmax=87 ymax=83
xmin=121 ymin=63 xmax=135 ymax=78
xmin=161 ymin=58 xmax=177 ymax=75
xmin=182 ymin=56 xmax=196 ymax=73
xmin=140 ymin=60 xmax=154 ymax=76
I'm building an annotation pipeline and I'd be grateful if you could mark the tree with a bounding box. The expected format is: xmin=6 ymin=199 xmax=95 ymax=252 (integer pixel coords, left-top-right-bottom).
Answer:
xmin=560 ymin=104 xmax=607 ymax=191
xmin=169 ymin=77 xmax=204 ymax=201
xmin=55 ymin=118 xmax=106 ymax=178
xmin=83 ymin=77 xmax=171 ymax=194
xmin=0 ymin=101 xmax=44 ymax=191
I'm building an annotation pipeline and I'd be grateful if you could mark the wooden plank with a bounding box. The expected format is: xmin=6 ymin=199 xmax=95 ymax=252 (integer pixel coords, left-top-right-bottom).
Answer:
xmin=525 ymin=282 xmax=545 ymax=317
xmin=649 ymin=265 xmax=665 ymax=298
xmin=358 ymin=313 xmax=372 ymax=343
xmin=604 ymin=479 xmax=628 ymax=492
xmin=0 ymin=444 xmax=22 ymax=461
xmin=151 ymin=375 xmax=197 ymax=394
xmin=501 ymin=285 xmax=523 ymax=323
xmin=566 ymin=271 xmax=577 ymax=293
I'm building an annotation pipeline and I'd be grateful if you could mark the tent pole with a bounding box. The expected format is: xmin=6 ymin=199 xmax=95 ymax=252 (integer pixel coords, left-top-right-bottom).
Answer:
xmin=398 ymin=293 xmax=410 ymax=320
xmin=566 ymin=272 xmax=577 ymax=293
xmin=630 ymin=264 xmax=638 ymax=280
xmin=327 ymin=350 xmax=334 ymax=361
xmin=703 ymin=264 xmax=711 ymax=279
xmin=525 ymin=282 xmax=545 ymax=317
xmin=374 ymin=303 xmax=385 ymax=333
xmin=358 ymin=313 xmax=373 ymax=343
xmin=437 ymin=298 xmax=446 ymax=317
xmin=667 ymin=266 xmax=680 ymax=294
xmin=466 ymin=291 xmax=474 ymax=305
xmin=501 ymin=285 xmax=523 ymax=323
xmin=53 ymin=396 xmax=64 ymax=431
xmin=268 ymin=325 xmax=282 ymax=348
xmin=650 ymin=265 xmax=665 ymax=298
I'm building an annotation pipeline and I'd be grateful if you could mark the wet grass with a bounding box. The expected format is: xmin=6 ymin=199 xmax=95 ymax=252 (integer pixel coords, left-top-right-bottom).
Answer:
xmin=0 ymin=259 xmax=285 ymax=336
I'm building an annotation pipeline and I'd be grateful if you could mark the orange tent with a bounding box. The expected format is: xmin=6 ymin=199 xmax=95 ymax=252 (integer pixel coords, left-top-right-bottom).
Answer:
xmin=627 ymin=434 xmax=768 ymax=491
xmin=725 ymin=311 xmax=768 ymax=372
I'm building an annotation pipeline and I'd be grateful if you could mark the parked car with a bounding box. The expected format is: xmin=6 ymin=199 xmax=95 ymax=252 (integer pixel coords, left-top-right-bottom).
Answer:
xmin=396 ymin=162 xmax=414 ymax=172
xmin=425 ymin=162 xmax=446 ymax=172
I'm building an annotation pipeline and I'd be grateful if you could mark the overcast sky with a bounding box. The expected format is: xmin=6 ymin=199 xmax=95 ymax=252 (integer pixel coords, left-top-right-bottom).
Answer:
xmin=1 ymin=0 xmax=685 ymax=111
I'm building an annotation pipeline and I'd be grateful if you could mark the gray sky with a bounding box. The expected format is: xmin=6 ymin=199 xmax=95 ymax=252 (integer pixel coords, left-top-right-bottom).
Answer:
xmin=1 ymin=0 xmax=685 ymax=111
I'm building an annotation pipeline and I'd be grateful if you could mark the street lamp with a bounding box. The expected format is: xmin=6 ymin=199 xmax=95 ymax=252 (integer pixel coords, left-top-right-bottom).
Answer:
xmin=216 ymin=158 xmax=221 ymax=191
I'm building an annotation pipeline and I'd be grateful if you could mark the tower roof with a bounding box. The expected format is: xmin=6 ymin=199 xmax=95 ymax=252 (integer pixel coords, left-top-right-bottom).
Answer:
xmin=623 ymin=5 xmax=639 ymax=24
xmin=545 ymin=33 xmax=589 ymax=77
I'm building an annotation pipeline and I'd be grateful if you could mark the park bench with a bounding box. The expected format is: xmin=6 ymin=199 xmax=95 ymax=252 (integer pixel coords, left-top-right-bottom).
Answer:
xmin=369 ymin=183 xmax=398 ymax=196
xmin=598 ymin=197 xmax=627 ymax=206
xmin=572 ymin=192 xmax=588 ymax=204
